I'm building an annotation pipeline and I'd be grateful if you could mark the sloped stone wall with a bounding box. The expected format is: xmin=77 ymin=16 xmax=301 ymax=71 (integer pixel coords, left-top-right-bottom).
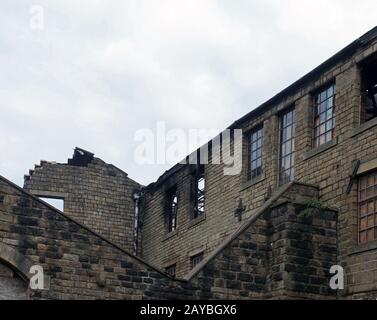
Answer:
xmin=1 ymin=176 xmax=337 ymax=300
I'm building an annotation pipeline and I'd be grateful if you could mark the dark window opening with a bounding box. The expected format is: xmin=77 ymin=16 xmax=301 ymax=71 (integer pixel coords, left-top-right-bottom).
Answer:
xmin=165 ymin=264 xmax=176 ymax=278
xmin=166 ymin=186 xmax=178 ymax=233
xmin=313 ymin=84 xmax=335 ymax=148
xmin=191 ymin=252 xmax=204 ymax=269
xmin=360 ymin=59 xmax=377 ymax=124
xmin=279 ymin=108 xmax=295 ymax=185
xmin=358 ymin=171 xmax=377 ymax=244
xmin=248 ymin=127 xmax=264 ymax=180
xmin=193 ymin=165 xmax=205 ymax=219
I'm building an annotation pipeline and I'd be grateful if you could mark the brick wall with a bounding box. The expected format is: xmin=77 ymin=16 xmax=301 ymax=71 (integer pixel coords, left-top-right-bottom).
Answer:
xmin=23 ymin=148 xmax=141 ymax=252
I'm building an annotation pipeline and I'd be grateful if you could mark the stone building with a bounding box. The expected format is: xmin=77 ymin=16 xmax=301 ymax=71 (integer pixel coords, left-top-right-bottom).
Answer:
xmin=1 ymin=27 xmax=377 ymax=299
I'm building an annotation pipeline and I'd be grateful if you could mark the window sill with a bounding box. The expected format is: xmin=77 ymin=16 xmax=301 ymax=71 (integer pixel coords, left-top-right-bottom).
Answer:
xmin=188 ymin=214 xmax=206 ymax=229
xmin=303 ymin=138 xmax=338 ymax=161
xmin=349 ymin=240 xmax=377 ymax=256
xmin=240 ymin=175 xmax=265 ymax=192
xmin=162 ymin=229 xmax=178 ymax=242
xmin=351 ymin=117 xmax=377 ymax=138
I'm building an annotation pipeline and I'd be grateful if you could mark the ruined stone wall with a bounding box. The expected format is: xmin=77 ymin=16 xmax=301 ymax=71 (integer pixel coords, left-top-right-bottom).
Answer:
xmin=23 ymin=155 xmax=141 ymax=253
xmin=0 ymin=177 xmax=337 ymax=300
xmin=141 ymin=32 xmax=377 ymax=299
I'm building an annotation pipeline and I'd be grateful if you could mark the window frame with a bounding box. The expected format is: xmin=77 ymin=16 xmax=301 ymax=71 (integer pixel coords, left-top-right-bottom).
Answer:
xmin=312 ymin=83 xmax=336 ymax=149
xmin=190 ymin=252 xmax=204 ymax=269
xmin=360 ymin=59 xmax=377 ymax=124
xmin=165 ymin=264 xmax=177 ymax=278
xmin=279 ymin=107 xmax=296 ymax=186
xmin=358 ymin=171 xmax=377 ymax=244
xmin=166 ymin=186 xmax=178 ymax=233
xmin=248 ymin=126 xmax=264 ymax=181
xmin=193 ymin=165 xmax=205 ymax=220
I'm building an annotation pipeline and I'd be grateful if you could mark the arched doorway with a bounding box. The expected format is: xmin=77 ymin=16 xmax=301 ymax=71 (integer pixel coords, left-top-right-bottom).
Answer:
xmin=0 ymin=260 xmax=29 ymax=300
xmin=0 ymin=242 xmax=33 ymax=300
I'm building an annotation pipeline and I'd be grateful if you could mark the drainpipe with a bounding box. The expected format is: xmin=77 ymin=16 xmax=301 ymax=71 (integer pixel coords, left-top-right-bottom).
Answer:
xmin=133 ymin=191 xmax=142 ymax=255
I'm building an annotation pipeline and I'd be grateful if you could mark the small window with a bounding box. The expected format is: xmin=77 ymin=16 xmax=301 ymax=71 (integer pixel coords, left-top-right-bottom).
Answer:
xmin=358 ymin=171 xmax=377 ymax=244
xmin=313 ymin=84 xmax=335 ymax=148
xmin=165 ymin=264 xmax=176 ymax=278
xmin=279 ymin=108 xmax=295 ymax=185
xmin=166 ymin=186 xmax=178 ymax=233
xmin=39 ymin=197 xmax=64 ymax=212
xmin=248 ymin=127 xmax=264 ymax=180
xmin=193 ymin=165 xmax=205 ymax=219
xmin=360 ymin=59 xmax=377 ymax=124
xmin=190 ymin=252 xmax=204 ymax=269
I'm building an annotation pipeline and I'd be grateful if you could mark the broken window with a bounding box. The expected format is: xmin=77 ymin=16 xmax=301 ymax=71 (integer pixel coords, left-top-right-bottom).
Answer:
xmin=313 ymin=84 xmax=335 ymax=148
xmin=39 ymin=197 xmax=64 ymax=212
xmin=358 ymin=171 xmax=377 ymax=244
xmin=279 ymin=107 xmax=295 ymax=185
xmin=190 ymin=252 xmax=204 ymax=269
xmin=248 ymin=127 xmax=264 ymax=180
xmin=193 ymin=165 xmax=205 ymax=219
xmin=166 ymin=186 xmax=178 ymax=233
xmin=360 ymin=58 xmax=377 ymax=124
xmin=165 ymin=264 xmax=176 ymax=278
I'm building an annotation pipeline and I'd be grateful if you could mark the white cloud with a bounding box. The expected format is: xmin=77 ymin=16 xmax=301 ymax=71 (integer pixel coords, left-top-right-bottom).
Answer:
xmin=0 ymin=0 xmax=376 ymax=186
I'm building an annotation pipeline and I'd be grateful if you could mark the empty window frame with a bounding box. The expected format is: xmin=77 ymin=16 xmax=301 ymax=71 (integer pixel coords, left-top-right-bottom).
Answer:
xmin=165 ymin=264 xmax=176 ymax=278
xmin=313 ymin=84 xmax=336 ymax=148
xmin=279 ymin=108 xmax=296 ymax=185
xmin=39 ymin=197 xmax=64 ymax=212
xmin=248 ymin=127 xmax=264 ymax=180
xmin=166 ymin=186 xmax=178 ymax=233
xmin=360 ymin=59 xmax=377 ymax=124
xmin=193 ymin=165 xmax=205 ymax=219
xmin=358 ymin=171 xmax=377 ymax=244
xmin=190 ymin=252 xmax=204 ymax=269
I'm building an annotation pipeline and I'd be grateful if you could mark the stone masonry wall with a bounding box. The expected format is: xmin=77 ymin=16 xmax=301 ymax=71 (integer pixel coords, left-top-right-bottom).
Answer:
xmin=24 ymin=152 xmax=141 ymax=253
xmin=0 ymin=176 xmax=337 ymax=300
xmin=140 ymin=28 xmax=377 ymax=299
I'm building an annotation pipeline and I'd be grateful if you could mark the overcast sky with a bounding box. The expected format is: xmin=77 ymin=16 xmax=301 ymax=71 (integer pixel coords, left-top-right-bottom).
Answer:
xmin=0 ymin=0 xmax=376 ymax=187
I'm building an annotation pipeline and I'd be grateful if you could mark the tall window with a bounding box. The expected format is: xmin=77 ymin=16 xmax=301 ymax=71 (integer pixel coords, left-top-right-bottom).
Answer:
xmin=360 ymin=58 xmax=377 ymax=123
xmin=358 ymin=171 xmax=377 ymax=244
xmin=191 ymin=252 xmax=204 ymax=269
xmin=279 ymin=108 xmax=295 ymax=185
xmin=313 ymin=84 xmax=335 ymax=148
xmin=193 ymin=165 xmax=205 ymax=219
xmin=166 ymin=186 xmax=178 ymax=233
xmin=249 ymin=127 xmax=264 ymax=180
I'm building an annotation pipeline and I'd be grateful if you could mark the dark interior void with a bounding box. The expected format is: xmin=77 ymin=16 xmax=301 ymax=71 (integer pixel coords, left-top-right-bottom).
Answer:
xmin=361 ymin=58 xmax=377 ymax=123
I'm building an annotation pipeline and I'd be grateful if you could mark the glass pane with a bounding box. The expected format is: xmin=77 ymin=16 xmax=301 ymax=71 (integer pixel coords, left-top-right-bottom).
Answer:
xmin=360 ymin=204 xmax=367 ymax=217
xmin=326 ymin=107 xmax=333 ymax=120
xmin=360 ymin=217 xmax=367 ymax=231
xmin=325 ymin=131 xmax=332 ymax=142
xmin=368 ymin=215 xmax=374 ymax=228
xmin=327 ymin=85 xmax=334 ymax=97
xmin=368 ymin=229 xmax=374 ymax=242
xmin=360 ymin=231 xmax=367 ymax=243
xmin=320 ymin=91 xmax=327 ymax=103
xmin=368 ymin=201 xmax=375 ymax=213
